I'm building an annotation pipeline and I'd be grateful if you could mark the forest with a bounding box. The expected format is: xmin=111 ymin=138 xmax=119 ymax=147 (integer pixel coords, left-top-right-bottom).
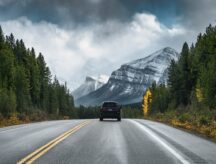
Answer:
xmin=143 ymin=24 xmax=216 ymax=139
xmin=0 ymin=26 xmax=76 ymax=126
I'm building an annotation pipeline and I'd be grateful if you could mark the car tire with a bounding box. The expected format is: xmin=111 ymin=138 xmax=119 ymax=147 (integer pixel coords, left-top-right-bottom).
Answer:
xmin=100 ymin=117 xmax=103 ymax=121
xmin=117 ymin=117 xmax=121 ymax=121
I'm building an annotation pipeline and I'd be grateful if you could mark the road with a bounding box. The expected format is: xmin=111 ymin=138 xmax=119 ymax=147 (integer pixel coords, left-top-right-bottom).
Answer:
xmin=0 ymin=119 xmax=216 ymax=164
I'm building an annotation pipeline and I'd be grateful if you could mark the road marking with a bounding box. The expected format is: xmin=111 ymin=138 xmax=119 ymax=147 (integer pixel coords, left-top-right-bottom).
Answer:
xmin=129 ymin=120 xmax=191 ymax=164
xmin=17 ymin=120 xmax=91 ymax=164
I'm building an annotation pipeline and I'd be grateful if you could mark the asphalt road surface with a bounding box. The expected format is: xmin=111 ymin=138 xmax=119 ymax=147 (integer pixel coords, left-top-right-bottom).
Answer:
xmin=0 ymin=119 xmax=216 ymax=164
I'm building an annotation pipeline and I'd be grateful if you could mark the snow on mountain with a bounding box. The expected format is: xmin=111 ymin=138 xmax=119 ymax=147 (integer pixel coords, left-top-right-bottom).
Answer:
xmin=75 ymin=47 xmax=179 ymax=106
xmin=98 ymin=75 xmax=109 ymax=84
xmin=72 ymin=75 xmax=109 ymax=100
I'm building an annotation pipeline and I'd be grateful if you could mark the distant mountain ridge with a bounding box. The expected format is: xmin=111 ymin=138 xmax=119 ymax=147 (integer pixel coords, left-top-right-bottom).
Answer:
xmin=75 ymin=47 xmax=179 ymax=106
xmin=72 ymin=75 xmax=109 ymax=100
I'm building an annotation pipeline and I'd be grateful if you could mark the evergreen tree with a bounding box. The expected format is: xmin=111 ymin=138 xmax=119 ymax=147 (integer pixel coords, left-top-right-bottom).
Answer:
xmin=15 ymin=65 xmax=30 ymax=113
xmin=178 ymin=42 xmax=191 ymax=105
xmin=0 ymin=26 xmax=75 ymax=119
xmin=0 ymin=88 xmax=16 ymax=117
xmin=6 ymin=33 xmax=15 ymax=50
xmin=0 ymin=26 xmax=4 ymax=49
xmin=168 ymin=59 xmax=181 ymax=106
xmin=37 ymin=53 xmax=51 ymax=110
xmin=28 ymin=48 xmax=40 ymax=106
xmin=148 ymin=24 xmax=216 ymax=113
xmin=0 ymin=48 xmax=15 ymax=89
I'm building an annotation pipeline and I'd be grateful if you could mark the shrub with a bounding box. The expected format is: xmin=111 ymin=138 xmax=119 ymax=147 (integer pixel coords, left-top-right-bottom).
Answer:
xmin=0 ymin=88 xmax=16 ymax=117
xmin=178 ymin=113 xmax=191 ymax=123
xmin=199 ymin=116 xmax=212 ymax=126
xmin=29 ymin=110 xmax=48 ymax=121
xmin=7 ymin=113 xmax=20 ymax=125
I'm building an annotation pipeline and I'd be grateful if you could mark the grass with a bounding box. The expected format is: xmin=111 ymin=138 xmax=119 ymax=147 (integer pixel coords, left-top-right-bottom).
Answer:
xmin=147 ymin=108 xmax=216 ymax=140
xmin=0 ymin=113 xmax=30 ymax=127
xmin=0 ymin=111 xmax=70 ymax=128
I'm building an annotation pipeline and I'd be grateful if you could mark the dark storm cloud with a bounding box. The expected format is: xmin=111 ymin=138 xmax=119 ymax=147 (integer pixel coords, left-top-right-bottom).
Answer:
xmin=0 ymin=0 xmax=216 ymax=29
xmin=0 ymin=0 xmax=128 ymax=25
xmin=177 ymin=0 xmax=216 ymax=30
xmin=0 ymin=0 xmax=180 ymax=27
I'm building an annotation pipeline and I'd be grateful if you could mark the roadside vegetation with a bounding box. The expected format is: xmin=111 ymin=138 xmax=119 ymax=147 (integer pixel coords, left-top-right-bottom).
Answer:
xmin=142 ymin=24 xmax=216 ymax=140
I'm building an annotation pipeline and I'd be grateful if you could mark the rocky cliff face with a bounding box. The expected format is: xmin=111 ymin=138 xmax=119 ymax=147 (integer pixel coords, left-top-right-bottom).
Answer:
xmin=75 ymin=47 xmax=179 ymax=106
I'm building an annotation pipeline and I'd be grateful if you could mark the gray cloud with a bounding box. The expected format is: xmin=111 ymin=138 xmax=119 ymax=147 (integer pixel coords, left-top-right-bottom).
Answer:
xmin=0 ymin=0 xmax=216 ymax=90
xmin=178 ymin=0 xmax=216 ymax=31
xmin=0 ymin=0 xmax=129 ymax=26
xmin=1 ymin=0 xmax=215 ymax=31
xmin=0 ymin=0 xmax=182 ymax=28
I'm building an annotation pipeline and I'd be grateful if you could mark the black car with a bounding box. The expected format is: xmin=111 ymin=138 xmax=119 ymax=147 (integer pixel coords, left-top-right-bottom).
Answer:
xmin=99 ymin=101 xmax=122 ymax=121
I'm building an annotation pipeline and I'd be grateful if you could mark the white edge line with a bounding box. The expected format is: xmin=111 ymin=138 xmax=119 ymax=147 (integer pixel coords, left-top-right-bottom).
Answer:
xmin=129 ymin=120 xmax=191 ymax=164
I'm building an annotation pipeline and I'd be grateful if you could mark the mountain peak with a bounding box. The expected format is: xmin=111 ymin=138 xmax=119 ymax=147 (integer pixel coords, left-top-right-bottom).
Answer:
xmin=73 ymin=74 xmax=109 ymax=100
xmin=85 ymin=76 xmax=96 ymax=82
xmin=163 ymin=46 xmax=175 ymax=51
xmin=163 ymin=47 xmax=179 ymax=55
xmin=75 ymin=47 xmax=179 ymax=106
xmin=124 ymin=47 xmax=179 ymax=70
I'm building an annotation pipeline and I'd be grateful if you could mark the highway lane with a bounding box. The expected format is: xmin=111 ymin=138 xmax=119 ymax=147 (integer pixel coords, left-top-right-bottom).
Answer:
xmin=0 ymin=120 xmax=84 ymax=163
xmin=0 ymin=119 xmax=216 ymax=164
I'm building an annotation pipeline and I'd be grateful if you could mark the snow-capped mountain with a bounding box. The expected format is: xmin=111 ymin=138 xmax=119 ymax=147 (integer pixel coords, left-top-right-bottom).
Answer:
xmin=72 ymin=75 xmax=109 ymax=100
xmin=75 ymin=47 xmax=179 ymax=106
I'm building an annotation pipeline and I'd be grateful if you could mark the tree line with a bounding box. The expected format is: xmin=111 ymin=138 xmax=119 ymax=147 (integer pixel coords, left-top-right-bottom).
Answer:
xmin=74 ymin=104 xmax=142 ymax=119
xmin=0 ymin=26 xmax=75 ymax=120
xmin=143 ymin=24 xmax=216 ymax=115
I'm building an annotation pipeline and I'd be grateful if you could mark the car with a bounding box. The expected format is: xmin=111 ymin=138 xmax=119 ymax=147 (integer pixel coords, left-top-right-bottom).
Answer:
xmin=99 ymin=101 xmax=122 ymax=121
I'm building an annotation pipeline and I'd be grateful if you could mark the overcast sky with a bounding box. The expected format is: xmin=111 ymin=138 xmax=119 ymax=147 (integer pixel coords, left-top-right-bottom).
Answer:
xmin=0 ymin=0 xmax=216 ymax=90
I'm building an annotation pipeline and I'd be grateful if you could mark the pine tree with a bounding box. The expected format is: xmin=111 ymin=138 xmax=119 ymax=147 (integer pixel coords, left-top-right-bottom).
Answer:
xmin=168 ymin=59 xmax=181 ymax=106
xmin=178 ymin=42 xmax=191 ymax=105
xmin=6 ymin=33 xmax=15 ymax=50
xmin=0 ymin=26 xmax=4 ymax=49
xmin=0 ymin=26 xmax=75 ymax=119
xmin=15 ymin=65 xmax=30 ymax=113
xmin=37 ymin=53 xmax=51 ymax=110
xmin=0 ymin=48 xmax=15 ymax=89
xmin=0 ymin=88 xmax=16 ymax=117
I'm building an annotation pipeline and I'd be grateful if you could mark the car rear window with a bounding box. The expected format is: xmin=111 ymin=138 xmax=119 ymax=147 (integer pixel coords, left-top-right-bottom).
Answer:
xmin=103 ymin=102 xmax=117 ymax=107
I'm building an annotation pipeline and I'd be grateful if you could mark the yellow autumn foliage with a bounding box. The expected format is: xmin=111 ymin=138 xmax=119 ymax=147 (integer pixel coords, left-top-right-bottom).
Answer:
xmin=142 ymin=89 xmax=152 ymax=117
xmin=0 ymin=113 xmax=30 ymax=127
xmin=150 ymin=111 xmax=216 ymax=140
xmin=196 ymin=87 xmax=204 ymax=102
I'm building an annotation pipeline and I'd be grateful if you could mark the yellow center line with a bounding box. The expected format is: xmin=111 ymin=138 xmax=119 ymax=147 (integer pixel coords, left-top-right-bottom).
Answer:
xmin=17 ymin=120 xmax=92 ymax=164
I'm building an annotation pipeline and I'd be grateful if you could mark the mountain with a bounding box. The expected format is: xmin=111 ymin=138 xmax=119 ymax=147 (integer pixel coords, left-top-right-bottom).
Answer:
xmin=75 ymin=47 xmax=179 ymax=106
xmin=72 ymin=75 xmax=109 ymax=100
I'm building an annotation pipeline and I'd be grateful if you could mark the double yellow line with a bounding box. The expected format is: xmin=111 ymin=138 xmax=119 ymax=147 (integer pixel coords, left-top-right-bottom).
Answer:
xmin=17 ymin=120 xmax=91 ymax=164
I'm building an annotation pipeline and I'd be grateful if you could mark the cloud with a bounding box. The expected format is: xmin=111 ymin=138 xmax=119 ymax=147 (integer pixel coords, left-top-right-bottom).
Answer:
xmin=178 ymin=0 xmax=216 ymax=31
xmin=0 ymin=0 xmax=129 ymax=25
xmin=0 ymin=0 xmax=180 ymax=27
xmin=0 ymin=0 xmax=13 ymax=6
xmin=1 ymin=0 xmax=215 ymax=32
xmin=0 ymin=12 xmax=190 ymax=90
